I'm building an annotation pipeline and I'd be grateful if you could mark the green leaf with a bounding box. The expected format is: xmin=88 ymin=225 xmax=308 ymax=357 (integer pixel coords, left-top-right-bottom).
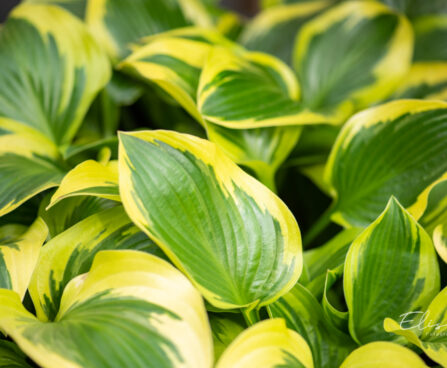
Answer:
xmin=384 ymin=286 xmax=447 ymax=367
xmin=119 ymin=130 xmax=302 ymax=310
xmin=413 ymin=15 xmax=447 ymax=62
xmin=216 ymin=318 xmax=314 ymax=368
xmin=209 ymin=314 xmax=245 ymax=362
xmin=380 ymin=0 xmax=447 ymax=17
xmin=26 ymin=0 xmax=87 ymax=18
xmin=0 ymin=218 xmax=48 ymax=300
xmin=0 ymin=3 xmax=110 ymax=147
xmin=240 ymin=1 xmax=331 ymax=66
xmin=0 ymin=250 xmax=213 ymax=368
xmin=48 ymin=159 xmax=120 ymax=208
xmin=294 ymin=1 xmax=413 ymax=122
xmin=268 ymin=283 xmax=356 ymax=368
xmin=198 ymin=46 xmax=332 ymax=128
xmin=29 ymin=206 xmax=160 ymax=321
xmin=0 ymin=340 xmax=33 ymax=368
xmin=434 ymin=224 xmax=447 ymax=263
xmin=326 ymin=100 xmax=447 ymax=228
xmin=340 ymin=342 xmax=428 ymax=368
xmin=86 ymin=0 xmax=213 ymax=61
xmin=344 ymin=197 xmax=440 ymax=344
xmin=390 ymin=63 xmax=447 ymax=100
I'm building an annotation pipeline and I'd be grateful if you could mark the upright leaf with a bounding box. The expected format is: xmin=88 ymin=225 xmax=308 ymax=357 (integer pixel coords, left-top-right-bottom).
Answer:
xmin=119 ymin=130 xmax=302 ymax=309
xmin=0 ymin=250 xmax=213 ymax=368
xmin=216 ymin=319 xmax=314 ymax=368
xmin=344 ymin=197 xmax=440 ymax=344
xmin=326 ymin=100 xmax=447 ymax=228
xmin=294 ymin=1 xmax=413 ymax=122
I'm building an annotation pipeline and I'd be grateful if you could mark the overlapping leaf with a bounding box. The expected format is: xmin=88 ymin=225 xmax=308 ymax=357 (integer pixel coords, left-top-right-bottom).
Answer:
xmin=119 ymin=130 xmax=302 ymax=310
xmin=1 ymin=250 xmax=213 ymax=368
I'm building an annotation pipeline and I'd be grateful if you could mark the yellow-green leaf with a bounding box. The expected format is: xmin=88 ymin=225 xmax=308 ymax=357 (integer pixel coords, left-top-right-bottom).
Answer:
xmin=48 ymin=159 xmax=120 ymax=208
xmin=434 ymin=224 xmax=447 ymax=263
xmin=413 ymin=14 xmax=447 ymax=62
xmin=294 ymin=1 xmax=413 ymax=123
xmin=326 ymin=99 xmax=447 ymax=228
xmin=340 ymin=342 xmax=428 ymax=368
xmin=119 ymin=130 xmax=302 ymax=310
xmin=216 ymin=318 xmax=314 ymax=368
xmin=0 ymin=340 xmax=33 ymax=368
xmin=0 ymin=250 xmax=213 ymax=368
xmin=0 ymin=218 xmax=47 ymax=299
xmin=344 ymin=197 xmax=440 ymax=344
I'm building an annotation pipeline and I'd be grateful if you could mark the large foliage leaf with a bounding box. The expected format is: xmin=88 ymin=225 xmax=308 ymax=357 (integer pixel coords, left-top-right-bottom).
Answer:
xmin=119 ymin=130 xmax=302 ymax=310
xmin=86 ymin=0 xmax=213 ymax=61
xmin=268 ymin=283 xmax=356 ymax=368
xmin=0 ymin=218 xmax=47 ymax=299
xmin=344 ymin=197 xmax=440 ymax=344
xmin=0 ymin=250 xmax=213 ymax=368
xmin=0 ymin=340 xmax=33 ymax=368
xmin=326 ymin=100 xmax=447 ymax=228
xmin=0 ymin=3 xmax=110 ymax=147
xmin=29 ymin=206 xmax=159 ymax=321
xmin=216 ymin=319 xmax=314 ymax=368
xmin=294 ymin=1 xmax=413 ymax=122
xmin=413 ymin=15 xmax=447 ymax=62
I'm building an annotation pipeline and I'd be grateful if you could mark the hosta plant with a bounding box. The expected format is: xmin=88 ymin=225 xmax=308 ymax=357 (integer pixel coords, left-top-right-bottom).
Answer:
xmin=0 ymin=0 xmax=447 ymax=367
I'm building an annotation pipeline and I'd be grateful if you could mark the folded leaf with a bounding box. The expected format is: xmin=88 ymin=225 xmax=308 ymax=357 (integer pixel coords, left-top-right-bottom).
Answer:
xmin=49 ymin=159 xmax=120 ymax=208
xmin=0 ymin=120 xmax=65 ymax=217
xmin=413 ymin=15 xmax=447 ymax=62
xmin=240 ymin=1 xmax=331 ymax=66
xmin=1 ymin=250 xmax=213 ymax=368
xmin=29 ymin=206 xmax=159 ymax=321
xmin=268 ymin=283 xmax=356 ymax=368
xmin=384 ymin=286 xmax=447 ymax=366
xmin=434 ymin=224 xmax=447 ymax=263
xmin=344 ymin=197 xmax=440 ymax=344
xmin=216 ymin=318 xmax=314 ymax=368
xmin=294 ymin=1 xmax=413 ymax=122
xmin=119 ymin=130 xmax=302 ymax=309
xmin=0 ymin=3 xmax=110 ymax=147
xmin=326 ymin=99 xmax=447 ymax=228
xmin=390 ymin=63 xmax=447 ymax=100
xmin=198 ymin=46 xmax=331 ymax=128
xmin=119 ymin=28 xmax=236 ymax=123
xmin=0 ymin=218 xmax=47 ymax=299
xmin=340 ymin=342 xmax=428 ymax=368
xmin=0 ymin=340 xmax=33 ymax=368
xmin=86 ymin=0 xmax=213 ymax=61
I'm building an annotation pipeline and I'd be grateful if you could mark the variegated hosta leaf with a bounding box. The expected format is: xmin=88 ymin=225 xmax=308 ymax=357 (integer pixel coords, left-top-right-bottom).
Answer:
xmin=209 ymin=314 xmax=245 ymax=362
xmin=0 ymin=3 xmax=110 ymax=147
xmin=86 ymin=0 xmax=213 ymax=61
xmin=119 ymin=27 xmax=237 ymax=123
xmin=240 ymin=1 xmax=331 ymax=66
xmin=344 ymin=197 xmax=440 ymax=344
xmin=39 ymin=195 xmax=117 ymax=238
xmin=0 ymin=218 xmax=47 ymax=299
xmin=268 ymin=283 xmax=356 ymax=368
xmin=381 ymin=0 xmax=447 ymax=16
xmin=294 ymin=1 xmax=413 ymax=123
xmin=0 ymin=120 xmax=65 ymax=217
xmin=198 ymin=46 xmax=331 ymax=128
xmin=29 ymin=206 xmax=160 ymax=321
xmin=0 ymin=340 xmax=33 ymax=368
xmin=302 ymin=228 xmax=360 ymax=298
xmin=434 ymin=224 xmax=447 ymax=263
xmin=26 ymin=0 xmax=87 ymax=18
xmin=216 ymin=319 xmax=314 ymax=368
xmin=119 ymin=130 xmax=302 ymax=310
xmin=390 ymin=63 xmax=447 ymax=100
xmin=413 ymin=15 xmax=447 ymax=62
xmin=206 ymin=124 xmax=301 ymax=190
xmin=326 ymin=100 xmax=447 ymax=228
xmin=48 ymin=159 xmax=120 ymax=208
xmin=384 ymin=286 xmax=447 ymax=367
xmin=322 ymin=266 xmax=348 ymax=334
xmin=0 ymin=250 xmax=213 ymax=368
xmin=340 ymin=342 xmax=428 ymax=368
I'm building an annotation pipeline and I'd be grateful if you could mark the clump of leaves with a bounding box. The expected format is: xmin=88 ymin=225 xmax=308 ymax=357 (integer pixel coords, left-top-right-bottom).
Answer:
xmin=0 ymin=0 xmax=447 ymax=367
